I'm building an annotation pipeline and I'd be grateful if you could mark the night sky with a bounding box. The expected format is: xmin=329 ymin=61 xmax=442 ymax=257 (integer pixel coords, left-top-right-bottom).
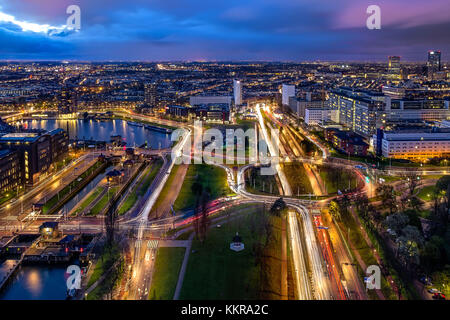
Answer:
xmin=0 ymin=0 xmax=449 ymax=61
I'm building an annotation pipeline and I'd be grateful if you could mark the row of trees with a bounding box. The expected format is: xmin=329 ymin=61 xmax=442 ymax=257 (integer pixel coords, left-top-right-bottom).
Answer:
xmin=367 ymin=174 xmax=450 ymax=283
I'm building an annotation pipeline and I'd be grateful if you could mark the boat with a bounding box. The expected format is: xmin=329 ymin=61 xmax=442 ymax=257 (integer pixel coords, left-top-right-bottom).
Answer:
xmin=127 ymin=121 xmax=143 ymax=127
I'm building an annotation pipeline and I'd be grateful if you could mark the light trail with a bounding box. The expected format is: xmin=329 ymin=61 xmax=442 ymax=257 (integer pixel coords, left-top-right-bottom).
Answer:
xmin=288 ymin=211 xmax=313 ymax=299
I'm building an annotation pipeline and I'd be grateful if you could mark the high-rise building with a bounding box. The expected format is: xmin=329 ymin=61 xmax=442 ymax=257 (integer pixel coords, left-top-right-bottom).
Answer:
xmin=281 ymin=84 xmax=295 ymax=106
xmin=59 ymin=88 xmax=77 ymax=114
xmin=144 ymin=82 xmax=158 ymax=106
xmin=233 ymin=80 xmax=242 ymax=106
xmin=329 ymin=88 xmax=384 ymax=137
xmin=427 ymin=50 xmax=441 ymax=79
xmin=388 ymin=56 xmax=401 ymax=78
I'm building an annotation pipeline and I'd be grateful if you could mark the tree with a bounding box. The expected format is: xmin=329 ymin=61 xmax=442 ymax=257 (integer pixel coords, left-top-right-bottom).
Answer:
xmin=410 ymin=196 xmax=424 ymax=212
xmin=420 ymin=236 xmax=446 ymax=274
xmin=396 ymin=225 xmax=424 ymax=270
xmin=270 ymin=198 xmax=287 ymax=217
xmin=403 ymin=172 xmax=422 ymax=199
xmin=198 ymin=187 xmax=211 ymax=244
xmin=355 ymin=194 xmax=370 ymax=225
xmin=370 ymin=209 xmax=383 ymax=230
xmin=385 ymin=213 xmax=409 ymax=235
xmin=328 ymin=168 xmax=342 ymax=191
xmin=376 ymin=184 xmax=397 ymax=215
xmin=105 ymin=196 xmax=118 ymax=247
xmin=329 ymin=200 xmax=341 ymax=221
xmin=337 ymin=194 xmax=351 ymax=220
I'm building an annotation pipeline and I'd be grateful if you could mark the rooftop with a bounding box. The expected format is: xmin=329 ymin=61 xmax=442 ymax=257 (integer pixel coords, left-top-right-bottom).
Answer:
xmin=0 ymin=132 xmax=41 ymax=143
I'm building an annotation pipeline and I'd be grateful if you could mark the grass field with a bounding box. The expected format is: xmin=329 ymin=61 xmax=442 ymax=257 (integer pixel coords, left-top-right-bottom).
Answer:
xmin=139 ymin=159 xmax=163 ymax=196
xmin=417 ymin=185 xmax=436 ymax=201
xmin=89 ymin=187 xmax=118 ymax=216
xmin=319 ymin=165 xmax=359 ymax=194
xmin=244 ymin=166 xmax=280 ymax=196
xmin=151 ymin=164 xmax=181 ymax=215
xmin=148 ymin=247 xmax=186 ymax=300
xmin=87 ymin=245 xmax=121 ymax=288
xmin=173 ymin=164 xmax=230 ymax=212
xmin=179 ymin=205 xmax=283 ymax=299
xmin=87 ymin=245 xmax=123 ymax=300
xmin=118 ymin=159 xmax=163 ymax=215
xmin=282 ymin=162 xmax=313 ymax=195
xmin=73 ymin=187 xmax=104 ymax=216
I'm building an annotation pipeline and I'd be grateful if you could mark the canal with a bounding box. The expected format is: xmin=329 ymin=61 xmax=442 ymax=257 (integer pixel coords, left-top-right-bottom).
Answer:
xmin=22 ymin=118 xmax=172 ymax=149
xmin=0 ymin=264 xmax=70 ymax=300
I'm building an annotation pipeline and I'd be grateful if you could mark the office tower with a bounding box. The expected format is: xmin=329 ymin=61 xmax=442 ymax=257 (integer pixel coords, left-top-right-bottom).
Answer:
xmin=281 ymin=84 xmax=295 ymax=106
xmin=388 ymin=56 xmax=401 ymax=78
xmin=59 ymin=87 xmax=77 ymax=114
xmin=233 ymin=80 xmax=242 ymax=106
xmin=427 ymin=50 xmax=441 ymax=80
xmin=144 ymin=82 xmax=158 ymax=106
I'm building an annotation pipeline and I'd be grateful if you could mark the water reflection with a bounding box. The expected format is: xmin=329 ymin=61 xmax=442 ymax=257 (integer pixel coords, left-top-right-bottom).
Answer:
xmin=0 ymin=265 xmax=68 ymax=300
xmin=22 ymin=119 xmax=172 ymax=149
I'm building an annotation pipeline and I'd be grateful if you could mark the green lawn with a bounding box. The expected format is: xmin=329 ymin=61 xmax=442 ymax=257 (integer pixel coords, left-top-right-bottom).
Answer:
xmin=0 ymin=191 xmax=16 ymax=207
xmin=319 ymin=166 xmax=359 ymax=194
xmin=118 ymin=159 xmax=163 ymax=215
xmin=148 ymin=247 xmax=186 ymax=300
xmin=73 ymin=187 xmax=104 ymax=216
xmin=417 ymin=185 xmax=436 ymax=202
xmin=151 ymin=164 xmax=181 ymax=215
xmin=87 ymin=245 xmax=120 ymax=288
xmin=139 ymin=159 xmax=163 ymax=196
xmin=282 ymin=162 xmax=313 ymax=195
xmin=244 ymin=166 xmax=280 ymax=196
xmin=179 ymin=205 xmax=280 ymax=300
xmin=379 ymin=175 xmax=403 ymax=183
xmin=89 ymin=187 xmax=118 ymax=216
xmin=173 ymin=164 xmax=230 ymax=212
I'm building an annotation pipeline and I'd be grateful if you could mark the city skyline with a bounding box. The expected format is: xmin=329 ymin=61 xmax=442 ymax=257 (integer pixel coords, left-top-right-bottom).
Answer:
xmin=0 ymin=0 xmax=450 ymax=61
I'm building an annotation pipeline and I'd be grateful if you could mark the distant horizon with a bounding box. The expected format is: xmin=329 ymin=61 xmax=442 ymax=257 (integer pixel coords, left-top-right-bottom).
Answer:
xmin=0 ymin=58 xmax=447 ymax=64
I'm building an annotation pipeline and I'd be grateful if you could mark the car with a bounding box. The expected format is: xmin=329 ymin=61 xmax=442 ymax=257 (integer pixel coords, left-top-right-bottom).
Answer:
xmin=432 ymin=293 xmax=446 ymax=300
xmin=151 ymin=252 xmax=155 ymax=261
xmin=428 ymin=288 xmax=440 ymax=294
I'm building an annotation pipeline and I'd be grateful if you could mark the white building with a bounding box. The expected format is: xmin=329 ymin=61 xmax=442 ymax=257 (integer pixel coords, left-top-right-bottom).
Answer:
xmin=305 ymin=108 xmax=332 ymax=126
xmin=233 ymin=80 xmax=242 ymax=106
xmin=282 ymin=84 xmax=295 ymax=106
xmin=375 ymin=129 xmax=450 ymax=160
xmin=189 ymin=95 xmax=232 ymax=106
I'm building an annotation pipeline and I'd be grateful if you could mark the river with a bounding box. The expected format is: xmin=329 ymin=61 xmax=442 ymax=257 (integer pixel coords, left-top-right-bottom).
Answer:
xmin=22 ymin=118 xmax=172 ymax=149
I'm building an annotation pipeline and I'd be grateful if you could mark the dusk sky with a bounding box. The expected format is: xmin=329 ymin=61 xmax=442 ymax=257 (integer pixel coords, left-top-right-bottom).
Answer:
xmin=0 ymin=0 xmax=449 ymax=61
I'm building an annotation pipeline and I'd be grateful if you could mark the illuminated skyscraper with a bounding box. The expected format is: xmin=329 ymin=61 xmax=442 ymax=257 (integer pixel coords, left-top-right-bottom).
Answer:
xmin=233 ymin=80 xmax=242 ymax=106
xmin=144 ymin=82 xmax=158 ymax=106
xmin=388 ymin=56 xmax=401 ymax=78
xmin=282 ymin=84 xmax=295 ymax=106
xmin=427 ymin=50 xmax=441 ymax=80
